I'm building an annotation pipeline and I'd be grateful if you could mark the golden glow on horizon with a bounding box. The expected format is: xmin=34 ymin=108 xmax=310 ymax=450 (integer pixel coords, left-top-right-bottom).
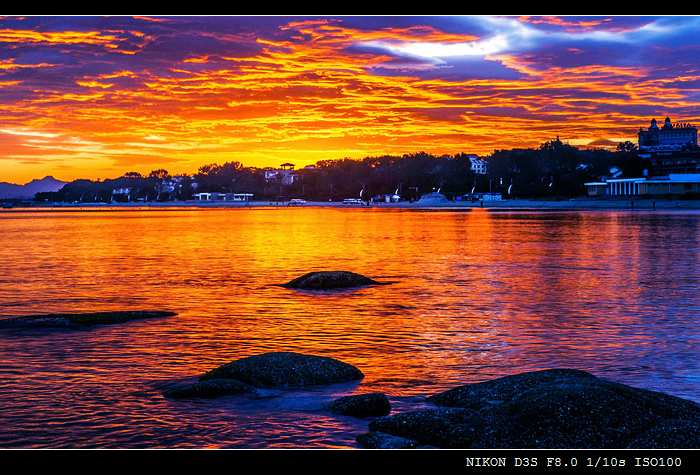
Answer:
xmin=1 ymin=17 xmax=699 ymax=183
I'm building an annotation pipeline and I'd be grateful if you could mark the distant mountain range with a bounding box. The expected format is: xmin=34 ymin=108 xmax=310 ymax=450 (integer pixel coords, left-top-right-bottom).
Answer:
xmin=0 ymin=176 xmax=67 ymax=199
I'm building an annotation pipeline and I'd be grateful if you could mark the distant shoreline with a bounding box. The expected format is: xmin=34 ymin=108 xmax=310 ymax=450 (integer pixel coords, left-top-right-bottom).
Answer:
xmin=4 ymin=198 xmax=700 ymax=212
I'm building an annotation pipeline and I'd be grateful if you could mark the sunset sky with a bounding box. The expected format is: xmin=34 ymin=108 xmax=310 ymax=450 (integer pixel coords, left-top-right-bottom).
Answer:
xmin=1 ymin=15 xmax=700 ymax=183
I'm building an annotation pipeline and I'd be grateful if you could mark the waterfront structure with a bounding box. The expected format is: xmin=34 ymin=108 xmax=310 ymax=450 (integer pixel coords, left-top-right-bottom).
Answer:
xmin=583 ymin=182 xmax=609 ymax=197
xmin=194 ymin=192 xmax=223 ymax=201
xmin=459 ymin=192 xmax=502 ymax=201
xmin=477 ymin=192 xmax=502 ymax=201
xmin=193 ymin=192 xmax=254 ymax=201
xmin=585 ymin=174 xmax=700 ymax=197
xmin=230 ymin=193 xmax=254 ymax=201
xmin=638 ymin=117 xmax=697 ymax=152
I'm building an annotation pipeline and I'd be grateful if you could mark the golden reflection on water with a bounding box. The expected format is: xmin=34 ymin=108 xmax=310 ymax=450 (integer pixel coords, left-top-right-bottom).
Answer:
xmin=1 ymin=208 xmax=699 ymax=447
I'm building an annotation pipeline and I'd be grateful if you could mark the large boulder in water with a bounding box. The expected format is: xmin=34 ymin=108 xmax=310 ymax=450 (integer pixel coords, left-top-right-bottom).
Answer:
xmin=327 ymin=392 xmax=391 ymax=417
xmin=282 ymin=271 xmax=381 ymax=290
xmin=0 ymin=310 xmax=176 ymax=330
xmin=428 ymin=368 xmax=597 ymax=410
xmin=200 ymin=352 xmax=364 ymax=388
xmin=369 ymin=369 xmax=700 ymax=448
xmin=162 ymin=379 xmax=256 ymax=399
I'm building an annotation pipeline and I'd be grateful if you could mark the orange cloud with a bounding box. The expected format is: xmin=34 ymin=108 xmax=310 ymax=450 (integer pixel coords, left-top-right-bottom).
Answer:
xmin=1 ymin=17 xmax=699 ymax=184
xmin=0 ymin=28 xmax=123 ymax=46
xmin=518 ymin=16 xmax=613 ymax=31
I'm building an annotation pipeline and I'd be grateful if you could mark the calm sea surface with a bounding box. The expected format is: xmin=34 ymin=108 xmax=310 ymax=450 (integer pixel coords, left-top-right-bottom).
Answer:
xmin=1 ymin=207 xmax=699 ymax=448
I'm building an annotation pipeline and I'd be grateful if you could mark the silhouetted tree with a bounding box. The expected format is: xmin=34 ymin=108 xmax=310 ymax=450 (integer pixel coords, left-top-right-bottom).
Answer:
xmin=616 ymin=141 xmax=638 ymax=153
xmin=34 ymin=140 xmax=651 ymax=202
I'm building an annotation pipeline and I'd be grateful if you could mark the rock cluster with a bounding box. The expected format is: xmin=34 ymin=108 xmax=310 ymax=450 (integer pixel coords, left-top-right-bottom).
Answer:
xmin=358 ymin=369 xmax=700 ymax=449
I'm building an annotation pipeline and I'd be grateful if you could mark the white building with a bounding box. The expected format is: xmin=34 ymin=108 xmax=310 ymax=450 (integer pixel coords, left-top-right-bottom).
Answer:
xmin=475 ymin=192 xmax=502 ymax=201
xmin=467 ymin=155 xmax=488 ymax=175
xmin=585 ymin=174 xmax=700 ymax=197
xmin=264 ymin=163 xmax=298 ymax=186
xmin=194 ymin=192 xmax=223 ymax=201
xmin=638 ymin=117 xmax=698 ymax=152
xmin=230 ymin=193 xmax=254 ymax=201
xmin=193 ymin=192 xmax=253 ymax=201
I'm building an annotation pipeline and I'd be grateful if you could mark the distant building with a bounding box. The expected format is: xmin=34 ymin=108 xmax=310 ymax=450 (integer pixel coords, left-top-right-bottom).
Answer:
xmin=585 ymin=174 xmax=700 ymax=197
xmin=477 ymin=192 xmax=502 ymax=201
xmin=112 ymin=187 xmax=131 ymax=202
xmin=229 ymin=193 xmax=254 ymax=202
xmin=194 ymin=192 xmax=224 ymax=201
xmin=638 ymin=117 xmax=697 ymax=152
xmin=460 ymin=192 xmax=502 ymax=201
xmin=264 ymin=163 xmax=298 ymax=186
xmin=583 ymin=182 xmax=609 ymax=197
xmin=193 ymin=192 xmax=254 ymax=201
xmin=467 ymin=155 xmax=488 ymax=175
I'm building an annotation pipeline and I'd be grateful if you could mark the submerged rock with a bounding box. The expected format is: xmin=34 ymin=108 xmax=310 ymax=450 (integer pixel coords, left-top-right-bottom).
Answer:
xmin=162 ymin=379 xmax=256 ymax=399
xmin=282 ymin=271 xmax=382 ymax=290
xmin=371 ymin=369 xmax=700 ymax=448
xmin=356 ymin=431 xmax=418 ymax=449
xmin=200 ymin=351 xmax=363 ymax=388
xmin=327 ymin=392 xmax=391 ymax=417
xmin=0 ymin=310 xmax=176 ymax=330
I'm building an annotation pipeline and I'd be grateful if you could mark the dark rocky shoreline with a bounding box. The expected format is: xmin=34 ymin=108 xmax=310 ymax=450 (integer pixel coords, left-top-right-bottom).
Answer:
xmin=161 ymin=350 xmax=700 ymax=448
xmin=359 ymin=369 xmax=700 ymax=449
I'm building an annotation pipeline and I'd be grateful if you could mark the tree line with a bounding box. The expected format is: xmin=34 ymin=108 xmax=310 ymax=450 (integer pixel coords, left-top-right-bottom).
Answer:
xmin=35 ymin=139 xmax=649 ymax=203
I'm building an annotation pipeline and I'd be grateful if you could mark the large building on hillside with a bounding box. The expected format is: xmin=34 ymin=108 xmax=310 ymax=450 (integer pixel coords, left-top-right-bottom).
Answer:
xmin=638 ymin=117 xmax=697 ymax=152
xmin=585 ymin=117 xmax=700 ymax=197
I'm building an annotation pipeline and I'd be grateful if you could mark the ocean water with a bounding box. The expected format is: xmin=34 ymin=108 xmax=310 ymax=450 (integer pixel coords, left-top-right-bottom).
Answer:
xmin=0 ymin=207 xmax=699 ymax=447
